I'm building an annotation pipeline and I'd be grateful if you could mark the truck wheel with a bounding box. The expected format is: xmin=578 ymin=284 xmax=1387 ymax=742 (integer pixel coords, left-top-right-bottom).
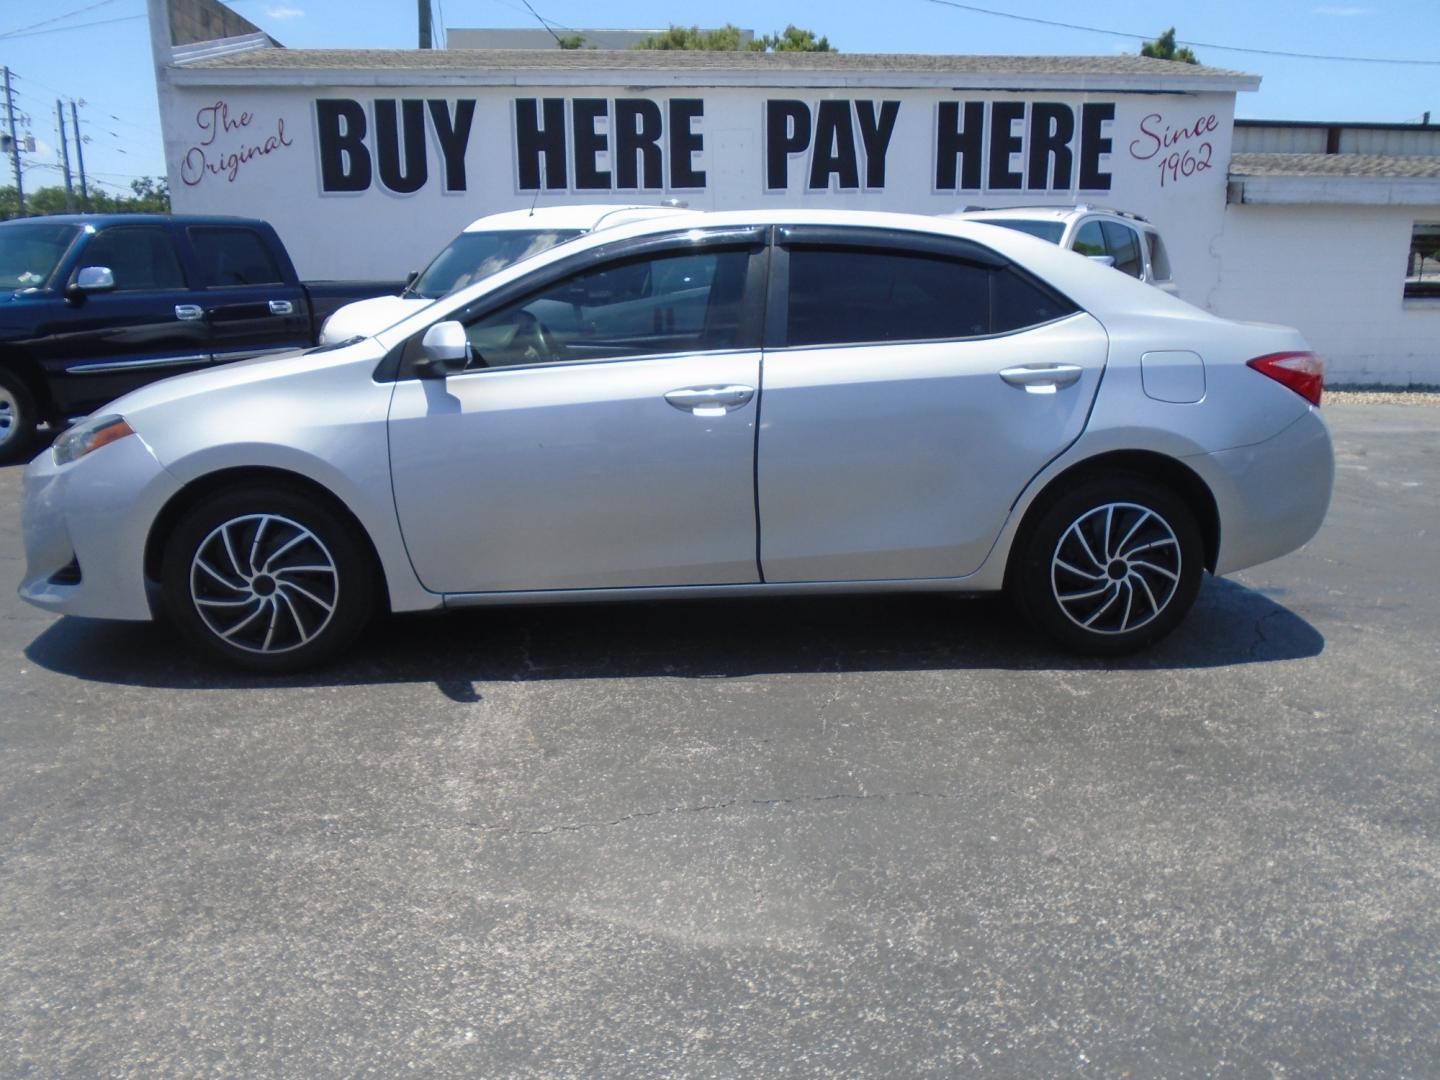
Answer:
xmin=0 ymin=370 xmax=38 ymax=465
xmin=1009 ymin=474 xmax=1204 ymax=656
xmin=161 ymin=484 xmax=376 ymax=672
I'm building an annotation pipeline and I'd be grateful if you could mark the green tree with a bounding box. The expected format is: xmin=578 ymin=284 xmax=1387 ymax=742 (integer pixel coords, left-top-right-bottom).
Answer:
xmin=633 ymin=23 xmax=833 ymax=52
xmin=556 ymin=33 xmax=587 ymax=49
xmin=1141 ymin=27 xmax=1198 ymax=64
xmin=0 ymin=177 xmax=171 ymax=220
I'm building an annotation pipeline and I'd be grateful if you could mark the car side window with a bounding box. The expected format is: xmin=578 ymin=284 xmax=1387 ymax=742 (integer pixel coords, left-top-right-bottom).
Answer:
xmin=459 ymin=248 xmax=752 ymax=369
xmin=1101 ymin=221 xmax=1144 ymax=278
xmin=1146 ymin=231 xmax=1173 ymax=282
xmin=77 ymin=227 xmax=186 ymax=292
xmin=992 ymin=268 xmax=1079 ymax=333
xmin=1072 ymin=221 xmax=1106 ymax=258
xmin=189 ymin=227 xmax=284 ymax=287
xmin=785 ymin=248 xmax=991 ymax=346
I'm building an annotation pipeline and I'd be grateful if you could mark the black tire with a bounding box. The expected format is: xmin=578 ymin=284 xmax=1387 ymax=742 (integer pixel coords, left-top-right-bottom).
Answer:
xmin=1009 ymin=474 xmax=1204 ymax=656
xmin=0 ymin=368 xmax=38 ymax=466
xmin=161 ymin=484 xmax=376 ymax=672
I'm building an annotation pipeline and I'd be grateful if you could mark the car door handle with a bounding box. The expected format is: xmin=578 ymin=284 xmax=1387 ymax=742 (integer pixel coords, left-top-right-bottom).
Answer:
xmin=999 ymin=364 xmax=1085 ymax=394
xmin=268 ymin=299 xmax=295 ymax=315
xmin=175 ymin=304 xmax=204 ymax=321
xmin=664 ymin=385 xmax=755 ymax=416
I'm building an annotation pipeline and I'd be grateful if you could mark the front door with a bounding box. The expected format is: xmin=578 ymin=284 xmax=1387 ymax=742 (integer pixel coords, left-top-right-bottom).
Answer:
xmin=387 ymin=239 xmax=766 ymax=594
xmin=184 ymin=224 xmax=310 ymax=364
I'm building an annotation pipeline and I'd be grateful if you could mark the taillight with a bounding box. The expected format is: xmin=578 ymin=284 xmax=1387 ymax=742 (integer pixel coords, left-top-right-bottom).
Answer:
xmin=1247 ymin=351 xmax=1324 ymax=407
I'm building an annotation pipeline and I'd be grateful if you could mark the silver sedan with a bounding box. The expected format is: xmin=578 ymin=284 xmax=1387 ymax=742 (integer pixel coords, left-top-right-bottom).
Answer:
xmin=19 ymin=210 xmax=1333 ymax=671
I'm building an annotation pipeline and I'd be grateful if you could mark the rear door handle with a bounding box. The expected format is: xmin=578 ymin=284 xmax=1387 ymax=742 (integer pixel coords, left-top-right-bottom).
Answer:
xmin=664 ymin=385 xmax=755 ymax=416
xmin=268 ymin=299 xmax=295 ymax=315
xmin=999 ymin=364 xmax=1085 ymax=394
xmin=175 ymin=304 xmax=204 ymax=321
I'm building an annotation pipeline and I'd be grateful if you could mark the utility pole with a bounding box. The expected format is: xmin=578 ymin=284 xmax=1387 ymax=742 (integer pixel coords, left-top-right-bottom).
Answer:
xmin=418 ymin=0 xmax=432 ymax=49
xmin=69 ymin=100 xmax=88 ymax=209
xmin=2 ymin=68 xmax=22 ymax=216
xmin=55 ymin=100 xmax=75 ymax=211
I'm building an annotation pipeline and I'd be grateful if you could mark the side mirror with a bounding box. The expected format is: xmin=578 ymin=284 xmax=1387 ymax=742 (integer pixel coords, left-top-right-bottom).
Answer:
xmin=404 ymin=270 xmax=419 ymax=287
xmin=1086 ymin=254 xmax=1117 ymax=269
xmin=70 ymin=265 xmax=116 ymax=296
xmin=414 ymin=320 xmax=471 ymax=379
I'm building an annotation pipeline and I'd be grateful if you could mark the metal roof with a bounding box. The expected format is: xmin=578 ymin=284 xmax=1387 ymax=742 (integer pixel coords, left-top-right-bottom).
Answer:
xmin=1229 ymin=153 xmax=1440 ymax=180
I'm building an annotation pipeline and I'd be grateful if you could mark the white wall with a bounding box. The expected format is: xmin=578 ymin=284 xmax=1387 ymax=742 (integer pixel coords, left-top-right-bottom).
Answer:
xmin=162 ymin=80 xmax=1236 ymax=300
xmin=1212 ymin=204 xmax=1440 ymax=385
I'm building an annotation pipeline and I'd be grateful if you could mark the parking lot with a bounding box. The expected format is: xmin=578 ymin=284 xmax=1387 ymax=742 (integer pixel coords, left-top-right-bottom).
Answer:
xmin=1 ymin=401 xmax=1436 ymax=1077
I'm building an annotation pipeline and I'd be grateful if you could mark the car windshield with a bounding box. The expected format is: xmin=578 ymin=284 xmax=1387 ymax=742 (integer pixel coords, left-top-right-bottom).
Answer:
xmin=978 ymin=219 xmax=1066 ymax=244
xmin=0 ymin=222 xmax=81 ymax=290
xmin=405 ymin=228 xmax=585 ymax=299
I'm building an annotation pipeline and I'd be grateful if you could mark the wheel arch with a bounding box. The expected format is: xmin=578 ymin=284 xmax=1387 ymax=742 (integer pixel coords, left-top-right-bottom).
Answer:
xmin=1007 ymin=449 xmax=1221 ymax=581
xmin=0 ymin=352 xmax=56 ymax=422
xmin=143 ymin=465 xmax=391 ymax=612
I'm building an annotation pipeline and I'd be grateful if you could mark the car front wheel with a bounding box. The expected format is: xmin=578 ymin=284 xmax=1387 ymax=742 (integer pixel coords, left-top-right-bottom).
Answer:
xmin=161 ymin=485 xmax=376 ymax=671
xmin=1010 ymin=475 xmax=1204 ymax=655
xmin=0 ymin=369 xmax=38 ymax=465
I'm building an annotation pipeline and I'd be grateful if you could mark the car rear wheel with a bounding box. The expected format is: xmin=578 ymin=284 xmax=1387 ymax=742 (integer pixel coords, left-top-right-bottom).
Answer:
xmin=1010 ymin=475 xmax=1204 ymax=655
xmin=0 ymin=370 xmax=38 ymax=465
xmin=161 ymin=485 xmax=376 ymax=671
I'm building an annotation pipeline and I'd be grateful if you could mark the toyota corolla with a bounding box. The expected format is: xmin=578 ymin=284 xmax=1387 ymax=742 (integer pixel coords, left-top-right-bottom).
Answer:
xmin=18 ymin=210 xmax=1333 ymax=671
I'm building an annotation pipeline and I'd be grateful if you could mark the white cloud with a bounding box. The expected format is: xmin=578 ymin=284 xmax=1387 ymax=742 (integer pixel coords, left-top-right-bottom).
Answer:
xmin=1312 ymin=5 xmax=1372 ymax=14
xmin=265 ymin=5 xmax=305 ymax=18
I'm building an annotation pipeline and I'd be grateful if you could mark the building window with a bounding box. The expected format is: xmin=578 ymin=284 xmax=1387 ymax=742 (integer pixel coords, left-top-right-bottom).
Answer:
xmin=1407 ymin=222 xmax=1440 ymax=299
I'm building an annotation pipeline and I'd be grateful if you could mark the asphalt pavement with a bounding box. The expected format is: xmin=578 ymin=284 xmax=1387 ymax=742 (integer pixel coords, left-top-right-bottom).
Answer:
xmin=1 ymin=403 xmax=1436 ymax=1077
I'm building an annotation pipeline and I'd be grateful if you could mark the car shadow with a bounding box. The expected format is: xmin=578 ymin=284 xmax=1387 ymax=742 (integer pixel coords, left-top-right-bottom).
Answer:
xmin=23 ymin=576 xmax=1323 ymax=698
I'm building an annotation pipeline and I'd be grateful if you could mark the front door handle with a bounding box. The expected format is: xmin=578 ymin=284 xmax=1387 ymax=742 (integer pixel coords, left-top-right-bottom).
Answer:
xmin=175 ymin=304 xmax=204 ymax=321
xmin=999 ymin=364 xmax=1085 ymax=394
xmin=268 ymin=299 xmax=295 ymax=315
xmin=664 ymin=384 xmax=756 ymax=416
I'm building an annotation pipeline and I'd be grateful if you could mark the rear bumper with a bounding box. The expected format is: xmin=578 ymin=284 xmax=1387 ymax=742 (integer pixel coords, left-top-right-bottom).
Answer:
xmin=1195 ymin=407 xmax=1334 ymax=576
xmin=19 ymin=435 xmax=181 ymax=620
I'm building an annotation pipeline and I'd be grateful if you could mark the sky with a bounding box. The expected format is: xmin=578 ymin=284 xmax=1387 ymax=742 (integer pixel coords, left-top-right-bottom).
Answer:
xmin=2 ymin=0 xmax=1437 ymax=201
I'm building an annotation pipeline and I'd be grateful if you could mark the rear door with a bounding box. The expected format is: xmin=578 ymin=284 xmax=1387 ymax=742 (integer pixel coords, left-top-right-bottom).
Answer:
xmin=756 ymin=226 xmax=1108 ymax=583
xmin=185 ymin=224 xmax=309 ymax=364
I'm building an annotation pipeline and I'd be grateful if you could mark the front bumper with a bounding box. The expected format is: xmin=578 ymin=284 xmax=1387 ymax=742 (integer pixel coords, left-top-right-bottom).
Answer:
xmin=19 ymin=434 xmax=182 ymax=620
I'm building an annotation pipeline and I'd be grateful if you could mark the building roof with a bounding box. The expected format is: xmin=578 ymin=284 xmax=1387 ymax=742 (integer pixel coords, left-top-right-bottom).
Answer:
xmin=171 ymin=48 xmax=1259 ymax=91
xmin=1230 ymin=153 xmax=1440 ymax=180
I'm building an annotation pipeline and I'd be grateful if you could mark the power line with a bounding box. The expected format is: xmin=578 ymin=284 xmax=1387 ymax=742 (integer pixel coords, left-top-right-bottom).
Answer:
xmin=921 ymin=0 xmax=1440 ymax=67
xmin=518 ymin=0 xmax=564 ymax=45
xmin=0 ymin=0 xmax=119 ymax=40
xmin=1 ymin=13 xmax=145 ymax=42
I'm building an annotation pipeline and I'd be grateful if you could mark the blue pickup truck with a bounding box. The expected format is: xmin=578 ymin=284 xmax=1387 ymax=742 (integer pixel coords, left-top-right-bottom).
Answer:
xmin=0 ymin=214 xmax=402 ymax=463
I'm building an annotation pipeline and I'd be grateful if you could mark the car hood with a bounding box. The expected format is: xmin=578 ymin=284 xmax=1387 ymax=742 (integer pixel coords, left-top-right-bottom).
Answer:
xmin=318 ymin=294 xmax=431 ymax=345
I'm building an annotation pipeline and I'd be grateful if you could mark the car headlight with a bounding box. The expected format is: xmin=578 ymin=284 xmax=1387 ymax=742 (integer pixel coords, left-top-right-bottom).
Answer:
xmin=53 ymin=414 xmax=136 ymax=466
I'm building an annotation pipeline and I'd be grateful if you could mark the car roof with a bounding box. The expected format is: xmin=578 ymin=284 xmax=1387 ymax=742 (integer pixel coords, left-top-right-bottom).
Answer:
xmin=461 ymin=204 xmax=698 ymax=233
xmin=0 ymin=213 xmax=273 ymax=229
xmin=954 ymin=205 xmax=1154 ymax=228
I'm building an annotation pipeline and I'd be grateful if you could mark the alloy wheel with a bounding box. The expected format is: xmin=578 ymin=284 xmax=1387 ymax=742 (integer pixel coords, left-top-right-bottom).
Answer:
xmin=1050 ymin=502 xmax=1182 ymax=635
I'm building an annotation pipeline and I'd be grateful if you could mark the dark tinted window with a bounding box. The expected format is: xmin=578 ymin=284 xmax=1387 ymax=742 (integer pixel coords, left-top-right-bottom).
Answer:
xmin=982 ymin=219 xmax=1065 ymax=244
xmin=1101 ymin=221 xmax=1144 ymax=278
xmin=80 ymin=227 xmax=186 ymax=291
xmin=0 ymin=222 xmax=80 ymax=289
xmin=992 ymin=268 xmax=1078 ymax=333
xmin=461 ymin=248 xmax=751 ymax=368
xmin=190 ymin=227 xmax=283 ymax=287
xmin=1146 ymin=232 xmax=1172 ymax=282
xmin=786 ymin=248 xmax=991 ymax=346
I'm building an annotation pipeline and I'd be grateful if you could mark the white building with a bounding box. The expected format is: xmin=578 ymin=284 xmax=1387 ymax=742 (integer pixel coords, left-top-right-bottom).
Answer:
xmin=148 ymin=0 xmax=1438 ymax=384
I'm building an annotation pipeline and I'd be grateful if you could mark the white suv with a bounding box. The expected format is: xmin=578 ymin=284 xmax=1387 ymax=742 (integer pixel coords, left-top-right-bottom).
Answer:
xmin=318 ymin=203 xmax=698 ymax=345
xmin=953 ymin=205 xmax=1179 ymax=297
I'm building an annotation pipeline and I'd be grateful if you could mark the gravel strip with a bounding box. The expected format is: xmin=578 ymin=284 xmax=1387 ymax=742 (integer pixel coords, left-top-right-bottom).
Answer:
xmin=1326 ymin=388 xmax=1440 ymax=407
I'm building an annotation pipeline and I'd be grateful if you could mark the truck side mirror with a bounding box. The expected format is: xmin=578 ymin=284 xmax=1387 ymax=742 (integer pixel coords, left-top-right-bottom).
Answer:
xmin=414 ymin=320 xmax=471 ymax=379
xmin=70 ymin=266 xmax=116 ymax=295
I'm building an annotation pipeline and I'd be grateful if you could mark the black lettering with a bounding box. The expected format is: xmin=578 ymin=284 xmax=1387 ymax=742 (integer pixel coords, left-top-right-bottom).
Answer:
xmin=855 ymin=100 xmax=900 ymax=188
xmin=766 ymin=100 xmax=811 ymax=190
xmin=1079 ymin=102 xmax=1115 ymax=191
xmin=1026 ymin=103 xmax=1074 ymax=191
xmin=808 ymin=100 xmax=860 ymax=191
xmin=614 ymin=99 xmax=663 ymax=189
xmin=374 ymin=99 xmax=427 ymax=194
xmin=936 ymin=101 xmax=984 ymax=191
xmin=668 ymin=99 xmax=705 ymax=188
xmin=987 ymin=101 xmax=1025 ymax=191
xmin=572 ymin=98 xmax=611 ymax=190
xmin=316 ymin=99 xmax=370 ymax=193
xmin=427 ymin=99 xmax=474 ymax=192
xmin=515 ymin=98 xmax=567 ymax=191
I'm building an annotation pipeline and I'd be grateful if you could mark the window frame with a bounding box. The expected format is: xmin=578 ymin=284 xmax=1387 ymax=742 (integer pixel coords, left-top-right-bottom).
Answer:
xmin=768 ymin=225 xmax=1080 ymax=351
xmin=1404 ymin=220 xmax=1440 ymax=300
xmin=388 ymin=225 xmax=771 ymax=381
